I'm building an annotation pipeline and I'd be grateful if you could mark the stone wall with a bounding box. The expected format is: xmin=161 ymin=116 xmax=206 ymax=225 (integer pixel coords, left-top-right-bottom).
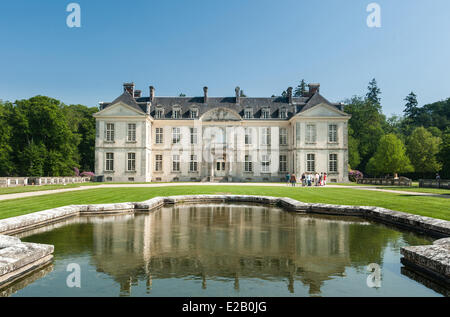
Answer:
xmin=0 ymin=177 xmax=91 ymax=188
xmin=419 ymin=179 xmax=450 ymax=189
xmin=0 ymin=235 xmax=53 ymax=288
xmin=357 ymin=177 xmax=412 ymax=186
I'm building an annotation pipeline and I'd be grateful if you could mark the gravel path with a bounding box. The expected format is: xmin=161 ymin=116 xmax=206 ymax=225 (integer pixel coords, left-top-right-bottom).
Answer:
xmin=0 ymin=183 xmax=448 ymax=201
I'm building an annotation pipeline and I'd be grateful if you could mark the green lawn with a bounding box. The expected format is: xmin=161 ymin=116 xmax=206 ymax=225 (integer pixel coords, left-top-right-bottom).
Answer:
xmin=0 ymin=183 xmax=92 ymax=195
xmin=372 ymin=186 xmax=450 ymax=195
xmin=0 ymin=186 xmax=448 ymax=221
xmin=0 ymin=182 xmax=179 ymax=195
xmin=334 ymin=182 xmax=449 ymax=195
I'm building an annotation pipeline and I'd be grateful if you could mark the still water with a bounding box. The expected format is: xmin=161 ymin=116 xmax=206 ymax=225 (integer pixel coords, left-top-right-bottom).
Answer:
xmin=2 ymin=204 xmax=444 ymax=297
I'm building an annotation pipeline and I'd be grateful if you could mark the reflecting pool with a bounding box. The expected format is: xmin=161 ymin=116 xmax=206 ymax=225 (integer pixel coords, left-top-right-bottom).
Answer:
xmin=2 ymin=204 xmax=444 ymax=297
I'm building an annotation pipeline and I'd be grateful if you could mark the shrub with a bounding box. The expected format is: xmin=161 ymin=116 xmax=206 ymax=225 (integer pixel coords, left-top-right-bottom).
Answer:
xmin=349 ymin=169 xmax=363 ymax=182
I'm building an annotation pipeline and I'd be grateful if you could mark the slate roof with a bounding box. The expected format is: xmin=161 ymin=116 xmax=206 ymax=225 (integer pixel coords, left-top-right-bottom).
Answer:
xmin=99 ymin=91 xmax=344 ymax=119
xmin=107 ymin=91 xmax=146 ymax=113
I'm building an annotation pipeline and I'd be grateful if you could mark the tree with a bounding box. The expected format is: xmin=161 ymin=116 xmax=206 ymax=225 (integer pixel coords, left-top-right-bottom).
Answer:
xmin=403 ymin=92 xmax=419 ymax=119
xmin=0 ymin=102 xmax=13 ymax=176
xmin=240 ymin=90 xmax=247 ymax=97
xmin=384 ymin=114 xmax=406 ymax=137
xmin=366 ymin=78 xmax=381 ymax=108
xmin=421 ymin=98 xmax=450 ymax=132
xmin=427 ymin=126 xmax=442 ymax=138
xmin=407 ymin=127 xmax=442 ymax=176
xmin=438 ymin=128 xmax=450 ymax=178
xmin=9 ymin=96 xmax=78 ymax=176
xmin=344 ymin=96 xmax=386 ymax=171
xmin=402 ymin=98 xmax=450 ymax=133
xmin=294 ymin=79 xmax=307 ymax=97
xmin=178 ymin=93 xmax=186 ymax=97
xmin=366 ymin=134 xmax=413 ymax=176
xmin=347 ymin=126 xmax=361 ymax=169
xmin=63 ymin=104 xmax=97 ymax=172
xmin=21 ymin=141 xmax=47 ymax=176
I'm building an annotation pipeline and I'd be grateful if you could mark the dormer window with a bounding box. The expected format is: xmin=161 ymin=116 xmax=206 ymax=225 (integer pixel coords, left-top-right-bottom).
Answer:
xmin=244 ymin=108 xmax=253 ymax=119
xmin=172 ymin=107 xmax=181 ymax=119
xmin=155 ymin=108 xmax=164 ymax=119
xmin=261 ymin=108 xmax=270 ymax=119
xmin=279 ymin=108 xmax=287 ymax=119
xmin=190 ymin=108 xmax=199 ymax=119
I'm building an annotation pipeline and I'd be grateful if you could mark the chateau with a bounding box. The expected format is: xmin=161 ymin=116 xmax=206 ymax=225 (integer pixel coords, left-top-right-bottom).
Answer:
xmin=94 ymin=83 xmax=351 ymax=183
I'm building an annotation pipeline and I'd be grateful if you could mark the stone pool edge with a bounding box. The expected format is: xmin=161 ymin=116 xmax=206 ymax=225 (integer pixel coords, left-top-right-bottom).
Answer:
xmin=0 ymin=194 xmax=449 ymax=289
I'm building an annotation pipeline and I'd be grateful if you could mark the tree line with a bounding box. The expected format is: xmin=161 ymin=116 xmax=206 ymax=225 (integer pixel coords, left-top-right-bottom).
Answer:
xmin=286 ymin=78 xmax=449 ymax=179
xmin=344 ymin=79 xmax=449 ymax=179
xmin=1 ymin=81 xmax=449 ymax=179
xmin=0 ymin=96 xmax=96 ymax=177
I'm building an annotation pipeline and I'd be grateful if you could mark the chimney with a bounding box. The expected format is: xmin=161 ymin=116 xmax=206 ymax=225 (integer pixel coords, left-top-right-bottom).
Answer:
xmin=203 ymin=86 xmax=208 ymax=103
xmin=123 ymin=82 xmax=135 ymax=96
xmin=149 ymin=86 xmax=155 ymax=103
xmin=134 ymin=90 xmax=142 ymax=98
xmin=287 ymin=87 xmax=293 ymax=104
xmin=308 ymin=83 xmax=320 ymax=96
xmin=235 ymin=86 xmax=240 ymax=104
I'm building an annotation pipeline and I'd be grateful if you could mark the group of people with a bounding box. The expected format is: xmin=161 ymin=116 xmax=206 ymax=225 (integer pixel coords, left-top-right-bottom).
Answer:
xmin=285 ymin=172 xmax=328 ymax=187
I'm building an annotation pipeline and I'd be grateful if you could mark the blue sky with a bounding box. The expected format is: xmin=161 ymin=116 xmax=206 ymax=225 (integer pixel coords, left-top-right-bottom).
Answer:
xmin=1 ymin=0 xmax=449 ymax=116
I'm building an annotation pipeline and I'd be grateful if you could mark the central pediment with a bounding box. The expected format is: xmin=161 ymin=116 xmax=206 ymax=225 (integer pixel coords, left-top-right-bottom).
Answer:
xmin=200 ymin=107 xmax=242 ymax=121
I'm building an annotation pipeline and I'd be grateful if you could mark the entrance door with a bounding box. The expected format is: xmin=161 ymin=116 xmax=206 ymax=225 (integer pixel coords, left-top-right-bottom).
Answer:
xmin=216 ymin=158 xmax=226 ymax=176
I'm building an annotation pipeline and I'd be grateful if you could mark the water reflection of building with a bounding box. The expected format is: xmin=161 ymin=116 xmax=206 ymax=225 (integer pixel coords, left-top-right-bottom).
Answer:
xmin=90 ymin=204 xmax=367 ymax=296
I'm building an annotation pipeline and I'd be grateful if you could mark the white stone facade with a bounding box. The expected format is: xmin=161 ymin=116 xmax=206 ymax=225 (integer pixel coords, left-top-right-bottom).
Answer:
xmin=94 ymin=84 xmax=351 ymax=183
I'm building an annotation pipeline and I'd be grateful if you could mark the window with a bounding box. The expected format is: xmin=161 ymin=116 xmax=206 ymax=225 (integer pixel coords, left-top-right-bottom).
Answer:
xmin=279 ymin=155 xmax=287 ymax=172
xmin=306 ymin=124 xmax=317 ymax=143
xmin=155 ymin=108 xmax=164 ymax=119
xmin=172 ymin=155 xmax=180 ymax=172
xmin=190 ymin=128 xmax=198 ymax=144
xmin=190 ymin=155 xmax=198 ymax=172
xmin=217 ymin=161 xmax=225 ymax=171
xmin=155 ymin=128 xmax=163 ymax=144
xmin=127 ymin=153 xmax=136 ymax=171
xmin=127 ymin=123 xmax=136 ymax=142
xmin=262 ymin=128 xmax=271 ymax=145
xmin=329 ymin=124 xmax=338 ymax=143
xmin=245 ymin=128 xmax=252 ymax=145
xmin=190 ymin=109 xmax=198 ymax=119
xmin=172 ymin=127 xmax=180 ymax=144
xmin=307 ymin=153 xmax=315 ymax=172
xmin=261 ymin=155 xmax=270 ymax=173
xmin=105 ymin=153 xmax=114 ymax=171
xmin=279 ymin=128 xmax=287 ymax=145
xmin=155 ymin=154 xmax=163 ymax=171
xmin=244 ymin=109 xmax=253 ymax=119
xmin=106 ymin=123 xmax=115 ymax=142
xmin=172 ymin=108 xmax=181 ymax=119
xmin=245 ymin=155 xmax=252 ymax=172
xmin=329 ymin=153 xmax=338 ymax=172
xmin=279 ymin=108 xmax=287 ymax=119
xmin=261 ymin=108 xmax=270 ymax=119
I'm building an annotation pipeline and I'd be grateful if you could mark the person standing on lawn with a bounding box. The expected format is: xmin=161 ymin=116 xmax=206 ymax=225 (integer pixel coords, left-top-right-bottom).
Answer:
xmin=290 ymin=174 xmax=297 ymax=187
